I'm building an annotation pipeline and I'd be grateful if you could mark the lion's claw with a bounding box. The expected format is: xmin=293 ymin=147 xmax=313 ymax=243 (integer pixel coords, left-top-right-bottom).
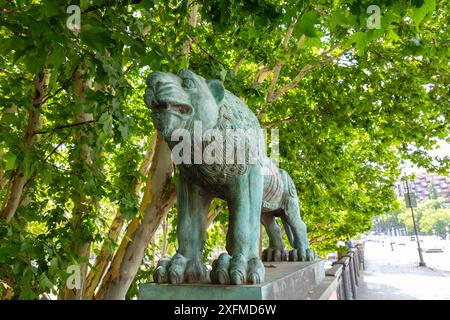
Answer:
xmin=262 ymin=248 xmax=289 ymax=262
xmin=288 ymin=248 xmax=314 ymax=261
xmin=153 ymin=253 xmax=206 ymax=284
xmin=211 ymin=253 xmax=265 ymax=285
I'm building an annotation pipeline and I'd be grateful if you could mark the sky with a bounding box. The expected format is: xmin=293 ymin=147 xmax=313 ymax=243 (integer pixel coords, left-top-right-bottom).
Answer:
xmin=405 ymin=140 xmax=450 ymax=175
xmin=428 ymin=140 xmax=450 ymax=159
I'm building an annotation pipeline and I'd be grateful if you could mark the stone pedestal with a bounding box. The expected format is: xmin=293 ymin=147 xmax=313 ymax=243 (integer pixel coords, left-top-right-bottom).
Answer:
xmin=139 ymin=260 xmax=325 ymax=300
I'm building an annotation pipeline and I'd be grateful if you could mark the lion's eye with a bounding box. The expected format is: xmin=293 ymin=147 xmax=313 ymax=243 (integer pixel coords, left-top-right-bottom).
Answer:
xmin=182 ymin=78 xmax=195 ymax=90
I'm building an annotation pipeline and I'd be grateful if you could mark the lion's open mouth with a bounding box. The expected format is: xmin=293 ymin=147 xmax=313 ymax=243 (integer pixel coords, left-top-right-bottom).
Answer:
xmin=153 ymin=101 xmax=192 ymax=115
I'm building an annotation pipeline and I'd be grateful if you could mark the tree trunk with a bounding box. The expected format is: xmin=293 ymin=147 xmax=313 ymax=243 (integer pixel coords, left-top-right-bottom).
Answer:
xmin=83 ymin=135 xmax=156 ymax=299
xmin=62 ymin=205 xmax=91 ymax=300
xmin=0 ymin=71 xmax=49 ymax=223
xmin=62 ymin=70 xmax=93 ymax=300
xmin=96 ymin=134 xmax=175 ymax=300
xmin=206 ymin=208 xmax=219 ymax=227
xmin=83 ymin=210 xmax=125 ymax=299
xmin=182 ymin=0 xmax=199 ymax=55
xmin=0 ymin=149 xmax=4 ymax=190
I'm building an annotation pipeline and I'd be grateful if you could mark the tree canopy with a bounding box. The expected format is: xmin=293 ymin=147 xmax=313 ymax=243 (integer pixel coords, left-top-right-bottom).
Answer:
xmin=0 ymin=0 xmax=449 ymax=299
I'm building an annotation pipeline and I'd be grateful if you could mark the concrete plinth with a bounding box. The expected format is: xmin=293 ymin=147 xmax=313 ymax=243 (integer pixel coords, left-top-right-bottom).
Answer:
xmin=139 ymin=260 xmax=325 ymax=300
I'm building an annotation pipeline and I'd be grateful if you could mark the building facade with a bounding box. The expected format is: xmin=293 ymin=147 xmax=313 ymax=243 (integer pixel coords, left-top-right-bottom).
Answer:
xmin=396 ymin=172 xmax=450 ymax=203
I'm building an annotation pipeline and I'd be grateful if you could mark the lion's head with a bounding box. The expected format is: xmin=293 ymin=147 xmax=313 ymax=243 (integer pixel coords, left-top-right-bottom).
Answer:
xmin=144 ymin=70 xmax=225 ymax=139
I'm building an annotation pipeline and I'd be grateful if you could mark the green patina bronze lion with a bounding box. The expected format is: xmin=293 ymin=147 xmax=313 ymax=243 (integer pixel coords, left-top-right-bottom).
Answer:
xmin=144 ymin=69 xmax=313 ymax=285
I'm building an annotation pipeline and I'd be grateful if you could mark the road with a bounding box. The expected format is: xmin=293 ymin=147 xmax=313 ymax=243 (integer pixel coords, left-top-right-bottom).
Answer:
xmin=357 ymin=239 xmax=450 ymax=300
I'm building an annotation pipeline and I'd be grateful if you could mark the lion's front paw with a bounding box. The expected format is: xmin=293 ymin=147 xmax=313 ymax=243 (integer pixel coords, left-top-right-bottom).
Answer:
xmin=210 ymin=253 xmax=265 ymax=285
xmin=154 ymin=253 xmax=207 ymax=284
xmin=262 ymin=248 xmax=289 ymax=262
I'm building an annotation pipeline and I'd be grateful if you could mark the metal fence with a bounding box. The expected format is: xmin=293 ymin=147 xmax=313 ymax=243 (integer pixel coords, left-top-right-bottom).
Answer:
xmin=325 ymin=243 xmax=365 ymax=300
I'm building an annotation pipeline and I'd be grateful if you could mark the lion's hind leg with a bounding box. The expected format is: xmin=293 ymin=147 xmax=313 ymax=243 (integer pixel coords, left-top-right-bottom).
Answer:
xmin=282 ymin=196 xmax=314 ymax=261
xmin=261 ymin=213 xmax=289 ymax=262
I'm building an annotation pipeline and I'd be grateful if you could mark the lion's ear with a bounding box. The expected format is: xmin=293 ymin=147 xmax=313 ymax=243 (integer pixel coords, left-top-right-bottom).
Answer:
xmin=207 ymin=79 xmax=225 ymax=105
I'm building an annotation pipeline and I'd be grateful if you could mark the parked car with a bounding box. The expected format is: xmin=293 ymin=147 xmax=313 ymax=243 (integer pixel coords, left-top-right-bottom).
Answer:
xmin=420 ymin=237 xmax=445 ymax=253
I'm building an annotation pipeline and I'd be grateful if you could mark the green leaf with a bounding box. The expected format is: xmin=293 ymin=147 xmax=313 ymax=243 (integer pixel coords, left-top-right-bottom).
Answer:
xmin=411 ymin=0 xmax=436 ymax=26
xmin=39 ymin=273 xmax=54 ymax=289
xmin=48 ymin=45 xmax=65 ymax=67
xmin=4 ymin=152 xmax=17 ymax=171
xmin=330 ymin=10 xmax=356 ymax=29
xmin=18 ymin=285 xmax=35 ymax=300
xmin=345 ymin=32 xmax=368 ymax=54
xmin=99 ymin=112 xmax=113 ymax=136
xmin=80 ymin=0 xmax=91 ymax=11
xmin=140 ymin=50 xmax=162 ymax=68
xmin=130 ymin=39 xmax=146 ymax=56
xmin=386 ymin=28 xmax=401 ymax=42
xmin=43 ymin=0 xmax=61 ymax=18
xmin=83 ymin=23 xmax=107 ymax=34
xmin=294 ymin=12 xmax=319 ymax=38
xmin=0 ymin=38 xmax=13 ymax=56
xmin=22 ymin=151 xmax=34 ymax=179
xmin=23 ymin=51 xmax=46 ymax=74
xmin=138 ymin=0 xmax=153 ymax=10
xmin=118 ymin=124 xmax=129 ymax=140
xmin=98 ymin=112 xmax=110 ymax=124
xmin=80 ymin=31 xmax=112 ymax=52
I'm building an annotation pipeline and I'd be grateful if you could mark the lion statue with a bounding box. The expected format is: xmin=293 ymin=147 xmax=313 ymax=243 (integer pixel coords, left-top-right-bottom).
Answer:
xmin=144 ymin=69 xmax=313 ymax=285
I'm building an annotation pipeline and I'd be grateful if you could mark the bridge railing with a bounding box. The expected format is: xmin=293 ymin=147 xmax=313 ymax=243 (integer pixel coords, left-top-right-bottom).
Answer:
xmin=324 ymin=243 xmax=364 ymax=300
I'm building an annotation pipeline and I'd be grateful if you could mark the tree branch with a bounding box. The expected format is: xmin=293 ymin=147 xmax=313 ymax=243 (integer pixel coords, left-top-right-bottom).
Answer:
xmin=266 ymin=21 xmax=296 ymax=101
xmin=183 ymin=0 xmax=200 ymax=57
xmin=251 ymin=66 xmax=271 ymax=88
xmin=232 ymin=51 xmax=248 ymax=76
xmin=82 ymin=0 xmax=142 ymax=14
xmin=22 ymin=134 xmax=70 ymax=191
xmin=34 ymin=120 xmax=95 ymax=135
xmin=43 ymin=135 xmax=70 ymax=162
xmin=0 ymin=70 xmax=49 ymax=223
xmin=124 ymin=61 xmax=137 ymax=75
xmin=267 ymin=45 xmax=345 ymax=102
xmin=261 ymin=116 xmax=295 ymax=128
xmin=187 ymin=33 xmax=228 ymax=69
xmin=42 ymin=66 xmax=78 ymax=104
xmin=42 ymin=86 xmax=66 ymax=104
xmin=297 ymin=34 xmax=306 ymax=51
xmin=317 ymin=43 xmax=340 ymax=60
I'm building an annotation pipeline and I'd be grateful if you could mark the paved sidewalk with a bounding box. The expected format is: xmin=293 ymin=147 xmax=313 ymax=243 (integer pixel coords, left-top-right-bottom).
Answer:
xmin=357 ymin=241 xmax=450 ymax=300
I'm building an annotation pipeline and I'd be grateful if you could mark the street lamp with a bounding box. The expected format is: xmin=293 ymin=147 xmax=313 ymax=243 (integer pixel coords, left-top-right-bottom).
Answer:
xmin=403 ymin=179 xmax=427 ymax=267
